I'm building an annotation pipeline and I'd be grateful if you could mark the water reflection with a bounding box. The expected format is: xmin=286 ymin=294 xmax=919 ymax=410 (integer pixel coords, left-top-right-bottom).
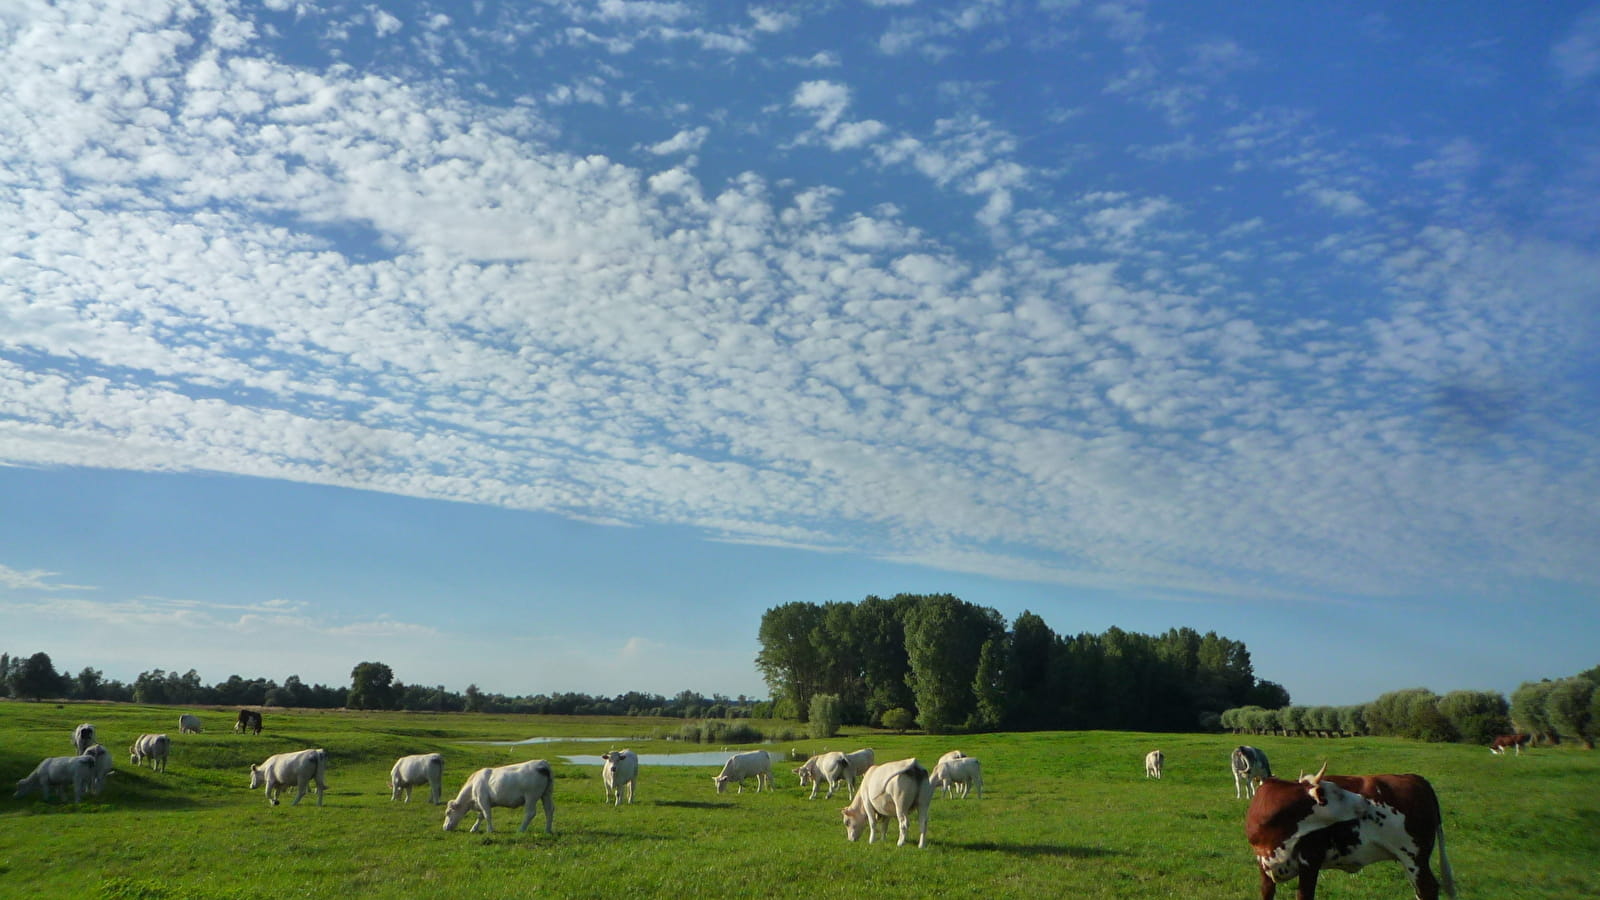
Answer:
xmin=564 ymin=750 xmax=781 ymax=767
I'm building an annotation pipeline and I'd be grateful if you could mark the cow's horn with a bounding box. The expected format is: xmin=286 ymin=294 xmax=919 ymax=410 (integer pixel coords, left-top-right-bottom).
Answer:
xmin=1312 ymin=761 xmax=1328 ymax=783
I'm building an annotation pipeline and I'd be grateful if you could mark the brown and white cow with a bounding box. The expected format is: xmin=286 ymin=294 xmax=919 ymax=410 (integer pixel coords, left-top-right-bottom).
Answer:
xmin=1244 ymin=764 xmax=1456 ymax=900
xmin=1488 ymin=733 xmax=1530 ymax=755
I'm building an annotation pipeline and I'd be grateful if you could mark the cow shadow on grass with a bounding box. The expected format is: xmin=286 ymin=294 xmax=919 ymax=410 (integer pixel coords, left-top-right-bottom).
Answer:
xmin=651 ymin=800 xmax=737 ymax=810
xmin=946 ymin=840 xmax=1117 ymax=859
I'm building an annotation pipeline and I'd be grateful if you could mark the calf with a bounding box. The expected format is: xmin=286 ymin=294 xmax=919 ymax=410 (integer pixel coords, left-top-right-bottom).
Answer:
xmin=443 ymin=759 xmax=554 ymax=834
xmin=794 ymin=751 xmax=853 ymax=800
xmin=235 ymin=710 xmax=263 ymax=735
xmin=840 ymin=758 xmax=934 ymax=848
xmin=930 ymin=755 xmax=983 ymax=799
xmin=1233 ymin=745 xmax=1272 ymax=799
xmin=602 ymin=749 xmax=639 ymax=805
xmin=130 ymin=734 xmax=171 ymax=773
xmin=1488 ymin=733 xmax=1530 ymax=755
xmin=1146 ymin=749 xmax=1165 ymax=779
xmin=390 ymin=753 xmax=445 ymax=804
xmin=14 ymin=755 xmax=97 ymax=804
xmin=712 ymin=750 xmax=773 ymax=794
xmin=248 ymin=748 xmax=328 ymax=806
xmin=1244 ymin=764 xmax=1456 ymax=900
xmin=179 ymin=714 xmax=203 ymax=734
xmin=72 ymin=723 xmax=96 ymax=754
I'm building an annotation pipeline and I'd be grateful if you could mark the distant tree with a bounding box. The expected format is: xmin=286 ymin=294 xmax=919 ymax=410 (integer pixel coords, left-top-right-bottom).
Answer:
xmin=15 ymin=652 xmax=65 ymax=700
xmin=755 ymin=602 xmax=828 ymax=723
xmin=1510 ymin=680 xmax=1559 ymax=744
xmin=348 ymin=661 xmax=396 ymax=710
xmin=1547 ymin=678 xmax=1596 ymax=749
xmin=74 ymin=666 xmax=105 ymax=700
xmin=903 ymin=594 xmax=1004 ymax=734
xmin=880 ymin=707 xmax=915 ymax=733
xmin=969 ymin=637 xmax=1006 ymax=732
xmin=463 ymin=683 xmax=484 ymax=712
xmin=1247 ymin=679 xmax=1291 ymax=710
xmin=1437 ymin=690 xmax=1511 ymax=746
xmin=1338 ymin=705 xmax=1366 ymax=736
xmin=808 ymin=693 xmax=842 ymax=739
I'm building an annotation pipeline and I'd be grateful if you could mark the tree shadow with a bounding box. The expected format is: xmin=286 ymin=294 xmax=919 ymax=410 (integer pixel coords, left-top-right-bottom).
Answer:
xmin=947 ymin=840 xmax=1118 ymax=859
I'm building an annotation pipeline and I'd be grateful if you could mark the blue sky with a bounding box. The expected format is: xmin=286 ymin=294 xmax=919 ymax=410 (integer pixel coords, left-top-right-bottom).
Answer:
xmin=2 ymin=0 xmax=1597 ymax=708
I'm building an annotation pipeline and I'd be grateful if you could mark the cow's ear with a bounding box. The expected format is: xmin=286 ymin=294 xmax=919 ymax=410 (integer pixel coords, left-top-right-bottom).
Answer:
xmin=1309 ymin=784 xmax=1325 ymax=806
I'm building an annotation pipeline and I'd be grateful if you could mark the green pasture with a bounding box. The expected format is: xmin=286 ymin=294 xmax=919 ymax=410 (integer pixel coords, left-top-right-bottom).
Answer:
xmin=2 ymin=701 xmax=1595 ymax=899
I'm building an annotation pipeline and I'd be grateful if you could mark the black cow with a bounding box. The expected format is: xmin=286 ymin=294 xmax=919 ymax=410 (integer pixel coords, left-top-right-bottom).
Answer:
xmin=235 ymin=709 xmax=263 ymax=735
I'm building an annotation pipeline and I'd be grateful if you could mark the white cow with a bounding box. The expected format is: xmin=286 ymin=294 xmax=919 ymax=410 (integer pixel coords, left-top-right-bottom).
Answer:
xmin=842 ymin=748 xmax=875 ymax=778
xmin=72 ymin=723 xmax=96 ymax=753
xmin=602 ymin=749 xmax=639 ymax=806
xmin=443 ymin=759 xmax=555 ymax=834
xmin=130 ymin=734 xmax=171 ymax=773
xmin=794 ymin=751 xmax=853 ymax=800
xmin=248 ymin=748 xmax=328 ymax=806
xmin=712 ymin=750 xmax=773 ymax=794
xmin=930 ymin=755 xmax=983 ymax=799
xmin=840 ymin=758 xmax=934 ymax=848
xmin=1232 ymin=745 xmax=1271 ymax=799
xmin=390 ymin=753 xmax=444 ymax=804
xmin=14 ymin=755 xmax=98 ymax=804
xmin=81 ymin=744 xmax=115 ymax=795
xmin=1145 ymin=749 xmax=1164 ymax=779
xmin=179 ymin=714 xmax=202 ymax=734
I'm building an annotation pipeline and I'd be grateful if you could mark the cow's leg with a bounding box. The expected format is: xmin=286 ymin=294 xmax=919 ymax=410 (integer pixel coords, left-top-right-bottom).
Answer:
xmin=1295 ymin=865 xmax=1320 ymax=900
xmin=540 ymin=791 xmax=555 ymax=834
xmin=895 ymin=811 xmax=910 ymax=846
xmin=290 ymin=779 xmax=308 ymax=806
xmin=916 ymin=800 xmax=929 ymax=848
xmin=520 ymin=801 xmax=537 ymax=833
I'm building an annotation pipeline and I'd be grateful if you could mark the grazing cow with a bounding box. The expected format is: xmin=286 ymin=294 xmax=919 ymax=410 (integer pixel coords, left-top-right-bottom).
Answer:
xmin=390 ymin=753 xmax=445 ymax=804
xmin=930 ymin=755 xmax=983 ymax=799
xmin=601 ymin=749 xmax=639 ymax=806
xmin=81 ymin=743 xmax=115 ymax=795
xmin=443 ymin=759 xmax=555 ymax=834
xmin=840 ymin=758 xmax=934 ymax=848
xmin=1245 ymin=764 xmax=1456 ymax=900
xmin=1233 ymin=745 xmax=1272 ymax=799
xmin=1488 ymin=733 xmax=1531 ymax=755
xmin=72 ymin=723 xmax=96 ymax=753
xmin=248 ymin=748 xmax=328 ymax=806
xmin=937 ymin=749 xmax=966 ymax=764
xmin=130 ymin=734 xmax=171 ymax=773
xmin=179 ymin=714 xmax=203 ymax=734
xmin=712 ymin=750 xmax=773 ymax=794
xmin=794 ymin=751 xmax=853 ymax=800
xmin=14 ymin=754 xmax=98 ymax=804
xmin=1146 ymin=749 xmax=1165 ymax=779
xmin=235 ymin=710 xmax=263 ymax=735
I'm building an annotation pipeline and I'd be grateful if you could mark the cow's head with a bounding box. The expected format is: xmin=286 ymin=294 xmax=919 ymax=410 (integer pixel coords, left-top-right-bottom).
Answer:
xmin=442 ymin=798 xmax=470 ymax=831
xmin=841 ymin=806 xmax=867 ymax=841
xmin=248 ymin=764 xmax=265 ymax=790
xmin=711 ymin=775 xmax=731 ymax=794
xmin=1246 ymin=766 xmax=1369 ymax=883
xmin=1296 ymin=763 xmax=1366 ymax=819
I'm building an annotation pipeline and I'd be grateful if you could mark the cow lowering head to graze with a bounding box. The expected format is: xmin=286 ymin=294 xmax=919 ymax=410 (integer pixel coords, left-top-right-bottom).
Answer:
xmin=1488 ymin=733 xmax=1531 ymax=755
xmin=712 ymin=750 xmax=773 ymax=794
xmin=601 ymin=749 xmax=639 ymax=806
xmin=1244 ymin=763 xmax=1456 ymax=900
xmin=130 ymin=734 xmax=170 ymax=773
xmin=1146 ymin=750 xmax=1165 ymax=780
xmin=390 ymin=753 xmax=445 ymax=804
xmin=15 ymin=754 xmax=98 ymax=804
xmin=72 ymin=723 xmax=96 ymax=754
xmin=930 ymin=755 xmax=983 ymax=799
xmin=248 ymin=748 xmax=328 ymax=807
xmin=793 ymin=751 xmax=853 ymax=800
xmin=443 ymin=759 xmax=554 ymax=834
xmin=81 ymin=744 xmax=115 ymax=795
xmin=179 ymin=714 xmax=202 ymax=734
xmin=1233 ymin=745 xmax=1272 ymax=799
xmin=840 ymin=758 xmax=934 ymax=849
xmin=235 ymin=710 xmax=263 ymax=735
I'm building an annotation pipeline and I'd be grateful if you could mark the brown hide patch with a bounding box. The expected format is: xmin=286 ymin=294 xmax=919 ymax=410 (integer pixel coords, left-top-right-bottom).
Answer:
xmin=1244 ymin=777 xmax=1315 ymax=854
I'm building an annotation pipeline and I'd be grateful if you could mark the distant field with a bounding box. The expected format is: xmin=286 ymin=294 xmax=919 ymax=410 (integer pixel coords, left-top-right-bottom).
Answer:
xmin=2 ymin=701 xmax=1595 ymax=899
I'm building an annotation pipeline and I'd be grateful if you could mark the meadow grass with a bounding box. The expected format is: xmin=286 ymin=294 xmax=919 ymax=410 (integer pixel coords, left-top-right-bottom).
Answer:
xmin=2 ymin=700 xmax=1596 ymax=899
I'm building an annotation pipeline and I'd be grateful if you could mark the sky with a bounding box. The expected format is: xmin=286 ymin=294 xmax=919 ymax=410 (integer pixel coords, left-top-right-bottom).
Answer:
xmin=2 ymin=0 xmax=1598 ymax=710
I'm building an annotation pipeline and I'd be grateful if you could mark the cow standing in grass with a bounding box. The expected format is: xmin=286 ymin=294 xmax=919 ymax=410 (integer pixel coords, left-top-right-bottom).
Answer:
xmin=602 ymin=750 xmax=638 ymax=806
xmin=1145 ymin=750 xmax=1164 ymax=779
xmin=1233 ymin=746 xmax=1272 ymax=799
xmin=713 ymin=750 xmax=773 ymax=794
xmin=72 ymin=723 xmax=96 ymax=754
xmin=841 ymin=758 xmax=934 ymax=849
xmin=443 ymin=759 xmax=555 ymax=834
xmin=130 ymin=734 xmax=170 ymax=773
xmin=390 ymin=753 xmax=444 ymax=804
xmin=15 ymin=755 xmax=97 ymax=804
xmin=248 ymin=748 xmax=328 ymax=806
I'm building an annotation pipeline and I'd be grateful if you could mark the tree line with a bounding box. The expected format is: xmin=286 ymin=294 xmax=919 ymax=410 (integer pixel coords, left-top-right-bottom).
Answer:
xmin=1220 ymin=664 xmax=1600 ymax=748
xmin=755 ymin=593 xmax=1288 ymax=734
xmin=0 ymin=651 xmax=761 ymax=719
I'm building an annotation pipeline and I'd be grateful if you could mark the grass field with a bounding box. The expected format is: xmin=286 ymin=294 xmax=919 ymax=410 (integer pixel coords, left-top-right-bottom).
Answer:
xmin=2 ymin=701 xmax=1596 ymax=899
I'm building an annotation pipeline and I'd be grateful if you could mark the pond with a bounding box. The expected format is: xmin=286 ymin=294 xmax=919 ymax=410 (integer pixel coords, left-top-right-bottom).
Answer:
xmin=563 ymin=750 xmax=785 ymax=767
xmin=466 ymin=736 xmax=635 ymax=746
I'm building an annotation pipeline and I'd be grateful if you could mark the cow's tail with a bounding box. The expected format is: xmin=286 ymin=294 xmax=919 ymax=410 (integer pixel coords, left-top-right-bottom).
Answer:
xmin=1436 ymin=822 xmax=1457 ymax=899
xmin=535 ymin=760 xmax=554 ymax=800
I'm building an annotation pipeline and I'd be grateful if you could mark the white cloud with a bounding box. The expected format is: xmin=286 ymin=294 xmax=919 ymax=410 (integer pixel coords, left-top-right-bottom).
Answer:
xmin=644 ymin=125 xmax=709 ymax=155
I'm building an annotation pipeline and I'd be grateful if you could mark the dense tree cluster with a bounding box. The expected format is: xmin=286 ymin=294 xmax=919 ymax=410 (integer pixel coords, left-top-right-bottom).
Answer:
xmin=1221 ymin=664 xmax=1600 ymax=748
xmin=756 ymin=594 xmax=1283 ymax=733
xmin=0 ymin=651 xmax=758 ymax=719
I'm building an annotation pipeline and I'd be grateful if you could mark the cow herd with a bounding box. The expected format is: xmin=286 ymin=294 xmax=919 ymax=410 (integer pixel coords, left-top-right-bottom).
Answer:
xmin=16 ymin=716 xmax=1487 ymax=897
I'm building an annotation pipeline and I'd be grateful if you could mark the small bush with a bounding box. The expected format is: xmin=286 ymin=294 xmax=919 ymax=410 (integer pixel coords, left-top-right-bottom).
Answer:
xmin=808 ymin=694 xmax=842 ymax=739
xmin=880 ymin=707 xmax=915 ymax=732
